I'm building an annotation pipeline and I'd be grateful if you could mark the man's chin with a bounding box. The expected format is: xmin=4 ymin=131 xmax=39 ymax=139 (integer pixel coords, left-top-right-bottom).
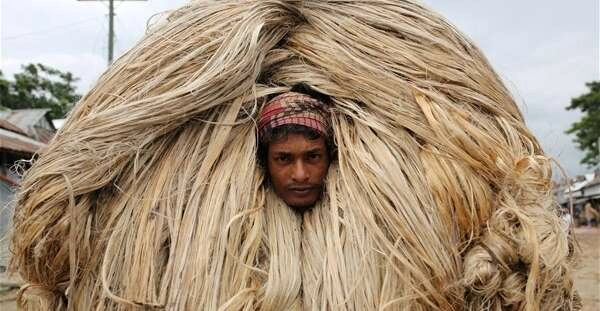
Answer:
xmin=284 ymin=198 xmax=318 ymax=213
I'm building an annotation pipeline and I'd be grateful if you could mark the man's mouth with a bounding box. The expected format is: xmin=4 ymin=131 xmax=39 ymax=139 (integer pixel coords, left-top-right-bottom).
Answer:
xmin=288 ymin=186 xmax=314 ymax=195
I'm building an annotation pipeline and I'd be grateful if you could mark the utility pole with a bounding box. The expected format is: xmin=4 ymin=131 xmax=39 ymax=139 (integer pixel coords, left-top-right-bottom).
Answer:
xmin=108 ymin=0 xmax=115 ymax=64
xmin=78 ymin=0 xmax=147 ymax=65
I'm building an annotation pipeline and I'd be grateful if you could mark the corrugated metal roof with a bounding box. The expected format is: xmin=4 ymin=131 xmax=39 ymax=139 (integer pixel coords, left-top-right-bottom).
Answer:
xmin=565 ymin=174 xmax=595 ymax=193
xmin=0 ymin=127 xmax=46 ymax=154
xmin=0 ymin=119 xmax=27 ymax=135
xmin=35 ymin=127 xmax=55 ymax=144
xmin=0 ymin=109 xmax=50 ymax=133
xmin=584 ymin=177 xmax=600 ymax=188
xmin=0 ymin=173 xmax=18 ymax=187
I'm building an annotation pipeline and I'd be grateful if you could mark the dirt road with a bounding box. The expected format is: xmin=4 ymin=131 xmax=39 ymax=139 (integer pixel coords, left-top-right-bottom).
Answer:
xmin=574 ymin=227 xmax=600 ymax=311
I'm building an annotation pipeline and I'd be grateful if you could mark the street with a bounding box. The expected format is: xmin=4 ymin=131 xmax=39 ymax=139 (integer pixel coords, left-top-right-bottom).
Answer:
xmin=574 ymin=227 xmax=600 ymax=311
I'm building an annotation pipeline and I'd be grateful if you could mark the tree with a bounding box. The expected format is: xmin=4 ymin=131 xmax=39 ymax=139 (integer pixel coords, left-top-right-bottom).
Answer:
xmin=0 ymin=63 xmax=81 ymax=119
xmin=565 ymin=81 xmax=600 ymax=167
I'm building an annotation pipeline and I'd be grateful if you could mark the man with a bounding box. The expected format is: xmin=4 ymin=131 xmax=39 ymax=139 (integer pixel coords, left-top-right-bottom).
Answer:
xmin=258 ymin=84 xmax=332 ymax=212
xmin=9 ymin=2 xmax=581 ymax=309
xmin=584 ymin=201 xmax=599 ymax=227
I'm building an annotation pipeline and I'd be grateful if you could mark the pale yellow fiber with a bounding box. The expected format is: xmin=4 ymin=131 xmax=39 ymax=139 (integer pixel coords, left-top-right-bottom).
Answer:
xmin=10 ymin=1 xmax=579 ymax=310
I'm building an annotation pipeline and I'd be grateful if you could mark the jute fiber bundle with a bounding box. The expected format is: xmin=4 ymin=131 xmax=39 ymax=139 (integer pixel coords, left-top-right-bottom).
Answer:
xmin=10 ymin=0 xmax=580 ymax=310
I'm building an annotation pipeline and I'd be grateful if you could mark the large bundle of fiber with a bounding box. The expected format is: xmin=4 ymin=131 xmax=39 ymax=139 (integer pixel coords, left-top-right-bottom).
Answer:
xmin=10 ymin=0 xmax=580 ymax=310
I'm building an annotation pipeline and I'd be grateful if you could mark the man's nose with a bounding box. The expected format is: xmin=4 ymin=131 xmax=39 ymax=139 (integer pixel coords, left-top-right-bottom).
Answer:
xmin=291 ymin=160 xmax=309 ymax=183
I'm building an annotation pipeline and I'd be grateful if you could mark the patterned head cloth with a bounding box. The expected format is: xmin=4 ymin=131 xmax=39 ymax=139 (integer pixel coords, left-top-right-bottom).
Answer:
xmin=258 ymin=92 xmax=330 ymax=141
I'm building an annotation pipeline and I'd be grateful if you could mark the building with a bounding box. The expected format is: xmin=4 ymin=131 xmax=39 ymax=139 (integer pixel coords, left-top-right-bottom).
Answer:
xmin=555 ymin=170 xmax=600 ymax=225
xmin=0 ymin=109 xmax=53 ymax=268
xmin=0 ymin=108 xmax=56 ymax=143
xmin=581 ymin=175 xmax=600 ymax=201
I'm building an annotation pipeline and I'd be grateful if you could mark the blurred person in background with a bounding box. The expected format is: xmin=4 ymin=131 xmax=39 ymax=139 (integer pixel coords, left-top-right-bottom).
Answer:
xmin=583 ymin=201 xmax=599 ymax=228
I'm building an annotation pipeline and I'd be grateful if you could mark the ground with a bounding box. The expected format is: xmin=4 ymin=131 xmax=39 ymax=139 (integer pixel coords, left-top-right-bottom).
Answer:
xmin=1 ymin=228 xmax=598 ymax=310
xmin=573 ymin=227 xmax=600 ymax=311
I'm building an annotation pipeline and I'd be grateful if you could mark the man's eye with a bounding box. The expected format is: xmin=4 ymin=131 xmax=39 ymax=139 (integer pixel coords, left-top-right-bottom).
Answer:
xmin=276 ymin=155 xmax=291 ymax=162
xmin=308 ymin=153 xmax=321 ymax=160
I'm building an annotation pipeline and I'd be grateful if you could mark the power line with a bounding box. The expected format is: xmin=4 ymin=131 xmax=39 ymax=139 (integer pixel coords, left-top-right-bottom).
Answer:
xmin=114 ymin=14 xmax=133 ymax=56
xmin=90 ymin=14 xmax=107 ymax=61
xmin=78 ymin=0 xmax=147 ymax=65
xmin=2 ymin=17 xmax=100 ymax=41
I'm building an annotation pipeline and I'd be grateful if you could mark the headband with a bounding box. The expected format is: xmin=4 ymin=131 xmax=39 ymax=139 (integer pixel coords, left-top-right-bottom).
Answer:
xmin=258 ymin=92 xmax=329 ymax=140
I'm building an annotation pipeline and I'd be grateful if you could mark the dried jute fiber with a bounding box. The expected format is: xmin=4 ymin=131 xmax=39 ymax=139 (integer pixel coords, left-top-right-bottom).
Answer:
xmin=10 ymin=0 xmax=580 ymax=310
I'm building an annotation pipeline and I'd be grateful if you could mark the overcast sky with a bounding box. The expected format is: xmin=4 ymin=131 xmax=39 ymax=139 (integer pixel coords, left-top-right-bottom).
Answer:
xmin=1 ymin=0 xmax=598 ymax=178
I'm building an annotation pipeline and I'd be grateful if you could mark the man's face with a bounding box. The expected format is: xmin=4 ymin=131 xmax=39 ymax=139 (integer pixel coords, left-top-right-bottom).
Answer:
xmin=267 ymin=133 xmax=330 ymax=211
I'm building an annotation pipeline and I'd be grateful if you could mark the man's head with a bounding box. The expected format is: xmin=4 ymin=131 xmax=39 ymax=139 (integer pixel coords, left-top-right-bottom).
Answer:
xmin=258 ymin=87 xmax=332 ymax=211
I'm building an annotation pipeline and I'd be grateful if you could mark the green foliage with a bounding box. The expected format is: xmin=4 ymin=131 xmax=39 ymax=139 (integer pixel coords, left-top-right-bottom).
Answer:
xmin=566 ymin=81 xmax=600 ymax=166
xmin=0 ymin=63 xmax=81 ymax=119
